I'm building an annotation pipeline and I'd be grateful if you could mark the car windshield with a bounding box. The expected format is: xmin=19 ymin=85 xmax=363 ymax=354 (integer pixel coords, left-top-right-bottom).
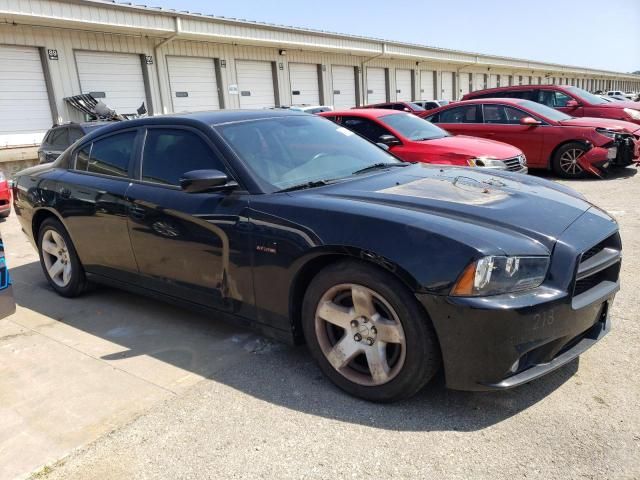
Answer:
xmin=407 ymin=102 xmax=426 ymax=111
xmin=516 ymin=100 xmax=572 ymax=121
xmin=379 ymin=113 xmax=448 ymax=141
xmin=215 ymin=115 xmax=402 ymax=191
xmin=566 ymin=86 xmax=608 ymax=105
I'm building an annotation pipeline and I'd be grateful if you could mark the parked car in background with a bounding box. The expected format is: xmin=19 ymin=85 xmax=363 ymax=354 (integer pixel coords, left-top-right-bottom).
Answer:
xmin=360 ymin=102 xmax=426 ymax=115
xmin=462 ymin=85 xmax=640 ymax=125
xmin=606 ymin=90 xmax=633 ymax=100
xmin=12 ymin=110 xmax=621 ymax=401
xmin=288 ymin=105 xmax=334 ymax=114
xmin=320 ymin=109 xmax=527 ymax=173
xmin=413 ymin=99 xmax=450 ymax=111
xmin=38 ymin=122 xmax=112 ymax=164
xmin=0 ymin=171 xmax=11 ymax=218
xmin=424 ymin=98 xmax=640 ymax=178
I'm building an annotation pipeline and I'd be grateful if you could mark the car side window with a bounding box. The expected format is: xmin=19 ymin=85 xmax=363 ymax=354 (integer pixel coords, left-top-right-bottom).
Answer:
xmin=552 ymin=91 xmax=572 ymax=107
xmin=49 ymin=128 xmax=69 ymax=148
xmin=75 ymin=131 xmax=136 ymax=178
xmin=438 ymin=105 xmax=481 ymax=124
xmin=502 ymin=107 xmax=530 ymax=124
xmin=392 ymin=104 xmax=405 ymax=110
xmin=68 ymin=128 xmax=84 ymax=144
xmin=483 ymin=105 xmax=507 ymax=124
xmin=341 ymin=117 xmax=389 ymax=143
xmin=142 ymin=128 xmax=227 ymax=186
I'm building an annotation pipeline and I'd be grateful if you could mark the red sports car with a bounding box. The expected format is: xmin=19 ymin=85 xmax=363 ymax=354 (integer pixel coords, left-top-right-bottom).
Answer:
xmin=423 ymin=98 xmax=640 ymax=178
xmin=0 ymin=172 xmax=11 ymax=218
xmin=462 ymin=84 xmax=640 ymax=126
xmin=320 ymin=109 xmax=527 ymax=173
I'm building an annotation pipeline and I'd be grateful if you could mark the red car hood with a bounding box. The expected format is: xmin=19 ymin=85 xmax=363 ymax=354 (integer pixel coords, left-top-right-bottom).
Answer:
xmin=421 ymin=135 xmax=523 ymax=160
xmin=558 ymin=117 xmax=640 ymax=134
xmin=596 ymin=100 xmax=640 ymax=110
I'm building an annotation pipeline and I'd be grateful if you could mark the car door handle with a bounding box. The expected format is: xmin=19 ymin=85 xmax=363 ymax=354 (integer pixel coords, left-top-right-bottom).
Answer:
xmin=129 ymin=205 xmax=146 ymax=219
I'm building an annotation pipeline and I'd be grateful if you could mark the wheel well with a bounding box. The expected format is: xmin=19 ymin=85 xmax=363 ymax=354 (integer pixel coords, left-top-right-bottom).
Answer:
xmin=549 ymin=139 xmax=591 ymax=167
xmin=288 ymin=253 xmax=417 ymax=345
xmin=31 ymin=209 xmax=58 ymax=245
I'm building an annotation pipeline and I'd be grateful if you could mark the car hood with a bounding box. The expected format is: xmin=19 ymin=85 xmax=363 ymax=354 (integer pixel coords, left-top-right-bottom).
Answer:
xmin=559 ymin=116 xmax=640 ymax=133
xmin=595 ymin=100 xmax=640 ymax=110
xmin=308 ymin=164 xmax=601 ymax=252
xmin=419 ymin=135 xmax=523 ymax=160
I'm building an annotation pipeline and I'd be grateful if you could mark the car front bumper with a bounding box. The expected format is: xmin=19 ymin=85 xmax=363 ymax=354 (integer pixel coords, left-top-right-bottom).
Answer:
xmin=418 ymin=281 xmax=616 ymax=391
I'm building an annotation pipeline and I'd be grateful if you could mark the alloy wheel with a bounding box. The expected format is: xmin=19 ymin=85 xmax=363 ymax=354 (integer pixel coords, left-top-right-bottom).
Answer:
xmin=559 ymin=148 xmax=585 ymax=176
xmin=41 ymin=229 xmax=73 ymax=287
xmin=314 ymin=283 xmax=406 ymax=386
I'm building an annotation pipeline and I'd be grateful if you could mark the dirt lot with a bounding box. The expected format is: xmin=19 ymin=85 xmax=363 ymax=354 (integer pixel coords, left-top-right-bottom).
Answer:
xmin=1 ymin=169 xmax=639 ymax=480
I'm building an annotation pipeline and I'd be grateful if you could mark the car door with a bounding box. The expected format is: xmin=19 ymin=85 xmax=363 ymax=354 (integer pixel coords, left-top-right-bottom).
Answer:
xmin=427 ymin=104 xmax=483 ymax=137
xmin=125 ymin=126 xmax=254 ymax=315
xmin=479 ymin=104 xmax=544 ymax=166
xmin=57 ymin=128 xmax=140 ymax=281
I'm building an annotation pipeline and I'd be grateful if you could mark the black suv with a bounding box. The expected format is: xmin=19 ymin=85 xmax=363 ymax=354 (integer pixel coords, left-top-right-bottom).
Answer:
xmin=38 ymin=122 xmax=111 ymax=164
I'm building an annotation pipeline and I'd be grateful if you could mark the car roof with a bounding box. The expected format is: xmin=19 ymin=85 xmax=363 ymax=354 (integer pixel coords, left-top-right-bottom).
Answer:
xmin=320 ymin=108 xmax=404 ymax=118
xmin=429 ymin=98 xmax=528 ymax=107
xmin=464 ymin=84 xmax=571 ymax=98
xmin=74 ymin=109 xmax=310 ymax=140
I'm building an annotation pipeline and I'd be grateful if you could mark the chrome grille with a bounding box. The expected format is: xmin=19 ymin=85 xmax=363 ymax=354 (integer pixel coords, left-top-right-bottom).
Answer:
xmin=503 ymin=155 xmax=526 ymax=172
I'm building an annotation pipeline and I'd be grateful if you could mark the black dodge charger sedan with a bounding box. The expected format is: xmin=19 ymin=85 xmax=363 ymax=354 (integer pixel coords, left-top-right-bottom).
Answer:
xmin=13 ymin=110 xmax=621 ymax=402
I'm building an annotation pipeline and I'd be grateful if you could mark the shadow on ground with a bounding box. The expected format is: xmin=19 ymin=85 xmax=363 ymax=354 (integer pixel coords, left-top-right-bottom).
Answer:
xmin=11 ymin=260 xmax=578 ymax=433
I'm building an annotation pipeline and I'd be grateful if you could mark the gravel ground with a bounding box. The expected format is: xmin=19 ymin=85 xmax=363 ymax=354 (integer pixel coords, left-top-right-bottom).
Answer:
xmin=36 ymin=169 xmax=640 ymax=480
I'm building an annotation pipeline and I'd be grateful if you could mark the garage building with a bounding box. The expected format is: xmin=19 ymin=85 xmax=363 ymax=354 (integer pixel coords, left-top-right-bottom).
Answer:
xmin=0 ymin=0 xmax=638 ymax=173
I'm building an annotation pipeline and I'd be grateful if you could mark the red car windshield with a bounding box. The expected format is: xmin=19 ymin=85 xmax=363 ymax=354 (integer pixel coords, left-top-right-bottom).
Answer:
xmin=516 ymin=100 xmax=572 ymax=122
xmin=379 ymin=113 xmax=448 ymax=141
xmin=565 ymin=86 xmax=608 ymax=105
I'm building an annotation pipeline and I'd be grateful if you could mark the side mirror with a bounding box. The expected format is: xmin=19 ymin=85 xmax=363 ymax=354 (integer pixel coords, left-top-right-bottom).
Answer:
xmin=403 ymin=107 xmax=411 ymax=112
xmin=378 ymin=134 xmax=401 ymax=146
xmin=565 ymin=99 xmax=580 ymax=108
xmin=179 ymin=169 xmax=237 ymax=193
xmin=520 ymin=116 xmax=542 ymax=126
xmin=376 ymin=143 xmax=390 ymax=151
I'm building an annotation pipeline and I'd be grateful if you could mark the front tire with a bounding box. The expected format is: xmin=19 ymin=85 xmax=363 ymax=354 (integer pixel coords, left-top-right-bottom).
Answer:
xmin=302 ymin=261 xmax=440 ymax=402
xmin=552 ymin=142 xmax=588 ymax=179
xmin=37 ymin=218 xmax=87 ymax=297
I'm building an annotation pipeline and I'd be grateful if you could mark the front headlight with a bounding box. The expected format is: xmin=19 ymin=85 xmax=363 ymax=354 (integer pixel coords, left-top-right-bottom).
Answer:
xmin=467 ymin=157 xmax=507 ymax=169
xmin=623 ymin=108 xmax=640 ymax=120
xmin=451 ymin=256 xmax=550 ymax=296
xmin=595 ymin=128 xmax=618 ymax=139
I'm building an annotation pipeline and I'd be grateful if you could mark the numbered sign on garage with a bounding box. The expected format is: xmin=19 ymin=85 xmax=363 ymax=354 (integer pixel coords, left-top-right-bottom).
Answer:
xmin=366 ymin=67 xmax=386 ymax=104
xmin=75 ymin=51 xmax=147 ymax=115
xmin=167 ymin=56 xmax=220 ymax=113
xmin=395 ymin=69 xmax=412 ymax=101
xmin=0 ymin=45 xmax=53 ymax=147
xmin=235 ymin=60 xmax=276 ymax=109
xmin=332 ymin=66 xmax=357 ymax=109
xmin=288 ymin=63 xmax=320 ymax=105
xmin=420 ymin=70 xmax=435 ymax=99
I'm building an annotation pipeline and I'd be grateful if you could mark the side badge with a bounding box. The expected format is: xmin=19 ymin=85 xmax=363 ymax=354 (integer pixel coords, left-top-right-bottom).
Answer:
xmin=256 ymin=243 xmax=277 ymax=255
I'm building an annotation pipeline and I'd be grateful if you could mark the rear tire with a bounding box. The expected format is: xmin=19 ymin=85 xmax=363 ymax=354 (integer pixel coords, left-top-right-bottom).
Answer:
xmin=302 ymin=260 xmax=441 ymax=402
xmin=37 ymin=218 xmax=87 ymax=297
xmin=552 ymin=142 xmax=588 ymax=179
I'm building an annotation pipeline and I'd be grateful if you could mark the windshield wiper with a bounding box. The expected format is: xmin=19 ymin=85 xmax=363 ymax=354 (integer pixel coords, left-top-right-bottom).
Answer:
xmin=276 ymin=180 xmax=331 ymax=193
xmin=352 ymin=163 xmax=407 ymax=175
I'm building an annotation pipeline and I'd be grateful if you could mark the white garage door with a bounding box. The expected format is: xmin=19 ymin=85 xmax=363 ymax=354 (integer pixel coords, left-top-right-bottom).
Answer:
xmin=167 ymin=56 xmax=219 ymax=113
xmin=289 ymin=63 xmax=319 ymax=106
xmin=441 ymin=72 xmax=454 ymax=100
xmin=76 ymin=51 xmax=147 ymax=115
xmin=366 ymin=67 xmax=386 ymax=104
xmin=458 ymin=72 xmax=470 ymax=96
xmin=420 ymin=70 xmax=435 ymax=99
xmin=489 ymin=74 xmax=498 ymax=88
xmin=473 ymin=73 xmax=485 ymax=91
xmin=523 ymin=76 xmax=531 ymax=85
xmin=395 ymin=69 xmax=412 ymax=101
xmin=0 ymin=45 xmax=52 ymax=147
xmin=332 ymin=66 xmax=356 ymax=109
xmin=236 ymin=60 xmax=276 ymax=109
